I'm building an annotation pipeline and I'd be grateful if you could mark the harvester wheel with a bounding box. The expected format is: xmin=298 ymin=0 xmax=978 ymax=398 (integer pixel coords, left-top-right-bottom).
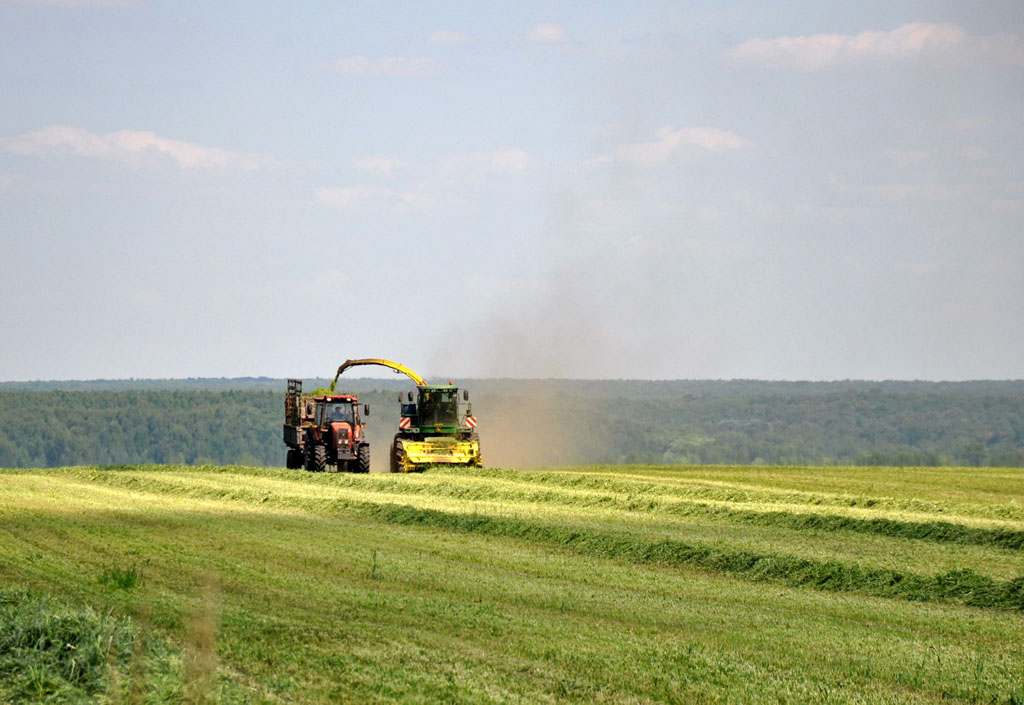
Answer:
xmin=356 ymin=444 xmax=370 ymax=473
xmin=389 ymin=440 xmax=403 ymax=473
xmin=286 ymin=449 xmax=303 ymax=469
xmin=307 ymin=445 xmax=327 ymax=473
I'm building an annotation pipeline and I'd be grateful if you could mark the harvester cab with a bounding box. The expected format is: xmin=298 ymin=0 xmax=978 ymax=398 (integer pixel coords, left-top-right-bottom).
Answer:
xmin=399 ymin=385 xmax=475 ymax=437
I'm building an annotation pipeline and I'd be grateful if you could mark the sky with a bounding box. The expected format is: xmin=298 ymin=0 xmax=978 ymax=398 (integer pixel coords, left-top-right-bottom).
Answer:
xmin=1 ymin=1 xmax=1022 ymax=381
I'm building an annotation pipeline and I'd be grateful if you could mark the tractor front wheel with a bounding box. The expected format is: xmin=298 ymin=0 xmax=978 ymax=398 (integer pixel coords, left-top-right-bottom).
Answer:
xmin=286 ymin=449 xmax=303 ymax=469
xmin=307 ymin=445 xmax=327 ymax=473
xmin=356 ymin=444 xmax=370 ymax=473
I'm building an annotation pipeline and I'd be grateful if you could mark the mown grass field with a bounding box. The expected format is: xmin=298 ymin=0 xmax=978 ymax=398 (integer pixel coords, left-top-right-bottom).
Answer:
xmin=1 ymin=463 xmax=1023 ymax=703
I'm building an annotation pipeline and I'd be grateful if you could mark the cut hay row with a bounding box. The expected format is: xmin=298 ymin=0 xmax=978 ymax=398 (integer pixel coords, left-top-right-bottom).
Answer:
xmin=465 ymin=466 xmax=1024 ymax=522
xmin=64 ymin=464 xmax=1024 ymax=552
xmin=10 ymin=466 xmax=1023 ymax=607
xmin=346 ymin=501 xmax=1024 ymax=612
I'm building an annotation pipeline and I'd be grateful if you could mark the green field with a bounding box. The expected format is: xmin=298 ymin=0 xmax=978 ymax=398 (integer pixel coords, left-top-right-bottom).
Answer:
xmin=1 ymin=464 xmax=1023 ymax=703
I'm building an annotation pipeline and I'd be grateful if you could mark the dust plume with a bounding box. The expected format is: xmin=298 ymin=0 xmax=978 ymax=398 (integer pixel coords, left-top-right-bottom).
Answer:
xmin=471 ymin=392 xmax=592 ymax=468
xmin=423 ymin=189 xmax=672 ymax=467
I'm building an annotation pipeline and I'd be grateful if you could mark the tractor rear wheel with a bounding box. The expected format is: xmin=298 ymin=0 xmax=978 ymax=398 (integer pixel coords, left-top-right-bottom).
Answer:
xmin=307 ymin=445 xmax=327 ymax=473
xmin=356 ymin=444 xmax=370 ymax=473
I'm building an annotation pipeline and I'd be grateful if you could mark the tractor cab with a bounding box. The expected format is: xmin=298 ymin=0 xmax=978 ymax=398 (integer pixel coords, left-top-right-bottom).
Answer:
xmin=316 ymin=396 xmax=359 ymax=427
xmin=299 ymin=394 xmax=370 ymax=427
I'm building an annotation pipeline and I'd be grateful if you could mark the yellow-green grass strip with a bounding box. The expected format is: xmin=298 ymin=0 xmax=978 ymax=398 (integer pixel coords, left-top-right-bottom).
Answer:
xmin=15 ymin=466 xmax=1020 ymax=580
xmin=8 ymin=467 xmax=1021 ymax=611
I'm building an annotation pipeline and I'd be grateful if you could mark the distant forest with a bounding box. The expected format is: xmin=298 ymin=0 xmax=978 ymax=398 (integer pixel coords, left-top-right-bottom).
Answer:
xmin=1 ymin=379 xmax=1022 ymax=468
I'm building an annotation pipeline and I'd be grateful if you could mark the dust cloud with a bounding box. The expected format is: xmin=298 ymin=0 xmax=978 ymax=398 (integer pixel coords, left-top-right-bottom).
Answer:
xmin=422 ymin=189 xmax=664 ymax=468
xmin=427 ymin=259 xmax=626 ymax=468
xmin=471 ymin=394 xmax=583 ymax=469
xmin=421 ymin=137 xmax=735 ymax=466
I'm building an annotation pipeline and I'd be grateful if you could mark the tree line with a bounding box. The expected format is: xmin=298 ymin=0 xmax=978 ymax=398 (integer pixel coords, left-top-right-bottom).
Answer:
xmin=0 ymin=380 xmax=1021 ymax=468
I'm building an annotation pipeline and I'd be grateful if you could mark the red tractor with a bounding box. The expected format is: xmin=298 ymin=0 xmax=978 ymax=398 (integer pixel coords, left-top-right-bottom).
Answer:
xmin=283 ymin=379 xmax=370 ymax=473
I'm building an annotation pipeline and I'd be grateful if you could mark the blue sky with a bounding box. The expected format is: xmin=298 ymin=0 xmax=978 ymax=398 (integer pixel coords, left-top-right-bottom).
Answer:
xmin=1 ymin=1 xmax=1022 ymax=380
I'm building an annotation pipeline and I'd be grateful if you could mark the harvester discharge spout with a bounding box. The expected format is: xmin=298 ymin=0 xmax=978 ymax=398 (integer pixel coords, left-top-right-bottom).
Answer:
xmin=330 ymin=358 xmax=426 ymax=391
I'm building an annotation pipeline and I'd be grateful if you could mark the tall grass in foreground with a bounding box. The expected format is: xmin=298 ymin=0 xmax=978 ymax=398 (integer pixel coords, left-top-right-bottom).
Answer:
xmin=0 ymin=585 xmax=240 ymax=704
xmin=0 ymin=588 xmax=130 ymax=702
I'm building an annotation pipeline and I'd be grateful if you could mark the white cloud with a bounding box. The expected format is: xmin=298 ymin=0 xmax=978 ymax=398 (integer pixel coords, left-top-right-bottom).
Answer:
xmin=724 ymin=22 xmax=1024 ymax=70
xmin=894 ymin=260 xmax=956 ymax=277
xmin=440 ymin=147 xmax=533 ymax=176
xmin=829 ymin=171 xmax=1024 ymax=216
xmin=4 ymin=0 xmax=138 ymax=5
xmin=329 ymin=55 xmax=438 ymax=77
xmin=351 ymin=155 xmax=407 ymax=176
xmin=430 ymin=30 xmax=470 ymax=45
xmin=314 ymin=186 xmax=431 ymax=211
xmin=958 ymin=146 xmax=990 ymax=161
xmin=945 ymin=115 xmax=993 ymax=134
xmin=695 ymin=206 xmax=724 ymax=222
xmin=0 ymin=125 xmax=259 ymax=169
xmin=617 ymin=126 xmax=751 ymax=166
xmin=295 ymin=268 xmax=350 ymax=298
xmin=881 ymin=148 xmax=929 ymax=168
xmin=572 ymin=155 xmax=614 ymax=172
xmin=834 ymin=176 xmax=994 ymax=205
xmin=526 ymin=24 xmax=567 ymax=43
xmin=130 ymin=288 xmax=164 ymax=306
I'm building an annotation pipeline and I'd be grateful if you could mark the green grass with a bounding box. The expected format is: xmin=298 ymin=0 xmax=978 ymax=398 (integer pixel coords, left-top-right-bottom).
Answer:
xmin=1 ymin=463 xmax=1023 ymax=703
xmin=0 ymin=587 xmax=132 ymax=703
xmin=98 ymin=563 xmax=143 ymax=591
xmin=0 ymin=585 xmax=246 ymax=704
